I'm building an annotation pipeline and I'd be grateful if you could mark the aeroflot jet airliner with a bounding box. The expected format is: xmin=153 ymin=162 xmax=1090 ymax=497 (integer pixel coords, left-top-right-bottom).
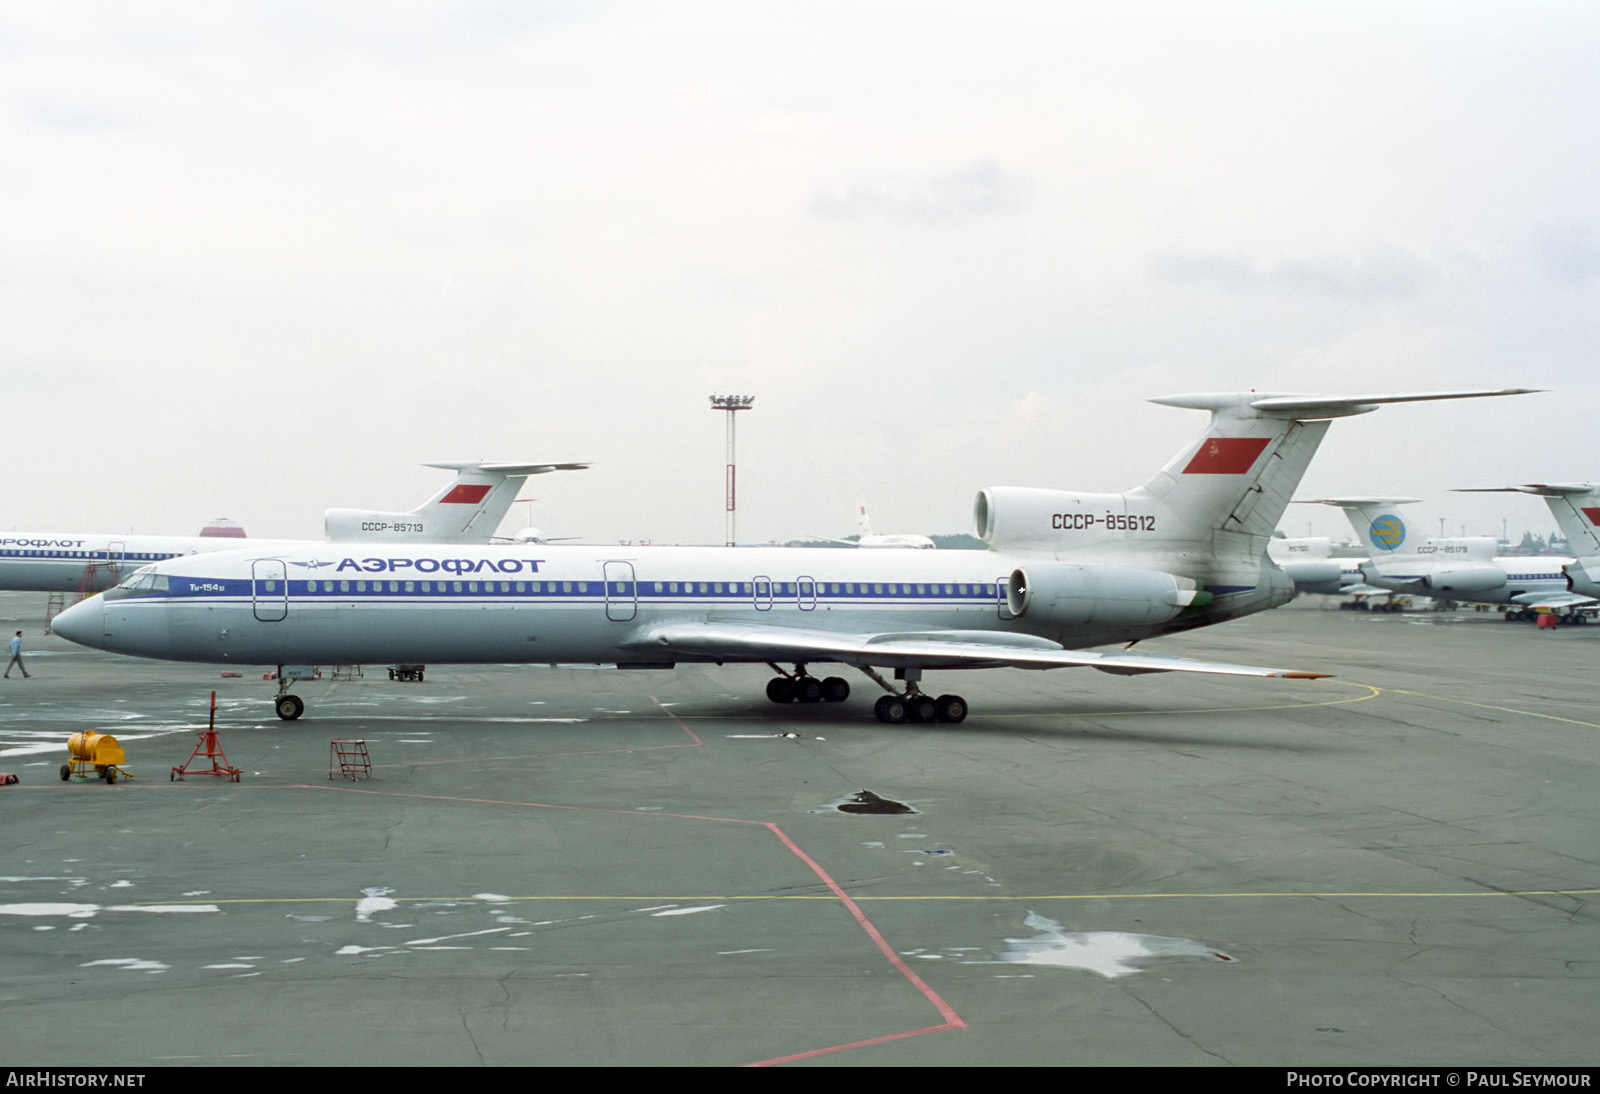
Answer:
xmin=1 ymin=461 xmax=587 ymax=594
xmin=51 ymin=390 xmax=1531 ymax=723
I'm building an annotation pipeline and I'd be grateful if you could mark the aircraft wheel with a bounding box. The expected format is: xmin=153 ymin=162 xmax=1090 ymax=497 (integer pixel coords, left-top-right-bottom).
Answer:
xmin=935 ymin=694 xmax=968 ymax=723
xmin=794 ymin=677 xmax=824 ymax=703
xmin=275 ymin=694 xmax=305 ymax=721
xmin=906 ymin=696 xmax=938 ymax=724
xmin=821 ymin=676 xmax=850 ymax=703
xmin=874 ymin=696 xmax=908 ymax=724
xmin=765 ymin=677 xmax=796 ymax=704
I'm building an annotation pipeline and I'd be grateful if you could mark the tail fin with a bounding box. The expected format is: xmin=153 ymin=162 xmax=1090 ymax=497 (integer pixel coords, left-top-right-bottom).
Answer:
xmin=1458 ymin=483 xmax=1600 ymax=556
xmin=977 ymin=390 xmax=1535 ymax=557
xmin=1294 ymin=496 xmax=1426 ymax=556
xmin=1298 ymin=496 xmax=1502 ymax=560
xmin=325 ymin=461 xmax=589 ymax=543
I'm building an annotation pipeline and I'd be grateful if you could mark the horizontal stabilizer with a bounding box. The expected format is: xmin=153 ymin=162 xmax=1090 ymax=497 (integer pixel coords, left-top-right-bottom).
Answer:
xmin=423 ymin=461 xmax=591 ymax=475
xmin=1510 ymin=591 xmax=1597 ymax=609
xmin=1152 ymin=389 xmax=1539 ymax=421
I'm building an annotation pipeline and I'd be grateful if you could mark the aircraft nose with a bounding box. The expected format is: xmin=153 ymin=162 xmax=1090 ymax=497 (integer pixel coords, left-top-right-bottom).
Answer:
xmin=51 ymin=596 xmax=103 ymax=649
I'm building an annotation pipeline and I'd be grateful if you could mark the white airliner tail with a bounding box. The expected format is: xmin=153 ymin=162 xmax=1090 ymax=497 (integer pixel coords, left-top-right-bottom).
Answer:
xmin=1459 ymin=483 xmax=1600 ymax=556
xmin=325 ymin=461 xmax=589 ymax=544
xmin=1296 ymin=496 xmax=1500 ymax=560
xmin=977 ymin=392 xmax=1531 ymax=558
xmin=973 ymin=390 xmax=1534 ymax=624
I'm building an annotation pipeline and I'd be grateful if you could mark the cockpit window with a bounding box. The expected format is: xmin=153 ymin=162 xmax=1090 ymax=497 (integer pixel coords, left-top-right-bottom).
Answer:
xmin=102 ymin=567 xmax=171 ymax=600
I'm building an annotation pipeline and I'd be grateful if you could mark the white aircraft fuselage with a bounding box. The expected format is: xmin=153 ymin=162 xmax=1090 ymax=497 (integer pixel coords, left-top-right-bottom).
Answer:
xmin=62 ymin=541 xmax=1275 ymax=668
xmin=0 ymin=532 xmax=297 ymax=594
xmin=51 ymin=389 xmax=1535 ymax=723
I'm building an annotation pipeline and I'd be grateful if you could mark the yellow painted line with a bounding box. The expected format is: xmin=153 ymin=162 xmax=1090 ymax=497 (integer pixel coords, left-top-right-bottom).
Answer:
xmin=981 ymin=682 xmax=1383 ymax=720
xmin=1373 ymin=687 xmax=1600 ymax=730
xmin=114 ymin=886 xmax=1599 ymax=908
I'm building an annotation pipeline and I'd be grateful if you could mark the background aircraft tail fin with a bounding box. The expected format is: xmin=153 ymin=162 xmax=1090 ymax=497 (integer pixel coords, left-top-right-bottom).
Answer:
xmin=325 ymin=461 xmax=589 ymax=543
xmin=1458 ymin=483 xmax=1600 ymax=555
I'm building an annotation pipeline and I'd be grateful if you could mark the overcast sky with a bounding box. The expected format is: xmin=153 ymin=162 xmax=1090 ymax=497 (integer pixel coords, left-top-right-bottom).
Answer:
xmin=2 ymin=1 xmax=1596 ymax=545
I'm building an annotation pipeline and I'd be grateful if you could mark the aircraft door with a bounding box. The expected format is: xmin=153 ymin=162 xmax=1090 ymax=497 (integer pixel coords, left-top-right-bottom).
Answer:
xmin=252 ymin=559 xmax=288 ymax=622
xmin=752 ymin=575 xmax=773 ymax=611
xmin=603 ymin=561 xmax=637 ymax=622
xmin=797 ymin=576 xmax=817 ymax=611
xmin=995 ymin=576 xmax=1016 ymax=620
xmin=107 ymin=540 xmax=126 ymax=582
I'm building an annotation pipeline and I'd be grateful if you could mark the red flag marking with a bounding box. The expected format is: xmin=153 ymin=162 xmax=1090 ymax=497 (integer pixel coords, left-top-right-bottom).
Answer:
xmin=440 ymin=484 xmax=492 ymax=504
xmin=1181 ymin=436 xmax=1270 ymax=475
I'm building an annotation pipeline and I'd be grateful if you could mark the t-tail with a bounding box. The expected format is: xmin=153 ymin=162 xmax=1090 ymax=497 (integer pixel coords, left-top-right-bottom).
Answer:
xmin=1458 ymin=483 xmax=1600 ymax=556
xmin=324 ymin=460 xmax=589 ymax=544
xmin=974 ymin=390 xmax=1537 ymax=629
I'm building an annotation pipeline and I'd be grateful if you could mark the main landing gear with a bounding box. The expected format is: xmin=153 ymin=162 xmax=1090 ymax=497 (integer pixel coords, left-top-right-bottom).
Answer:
xmin=762 ymin=664 xmax=968 ymax=724
xmin=764 ymin=664 xmax=851 ymax=705
xmin=860 ymin=666 xmax=968 ymax=724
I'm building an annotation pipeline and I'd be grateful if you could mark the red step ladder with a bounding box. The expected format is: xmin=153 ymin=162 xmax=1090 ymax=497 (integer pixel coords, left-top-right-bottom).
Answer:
xmin=329 ymin=739 xmax=371 ymax=780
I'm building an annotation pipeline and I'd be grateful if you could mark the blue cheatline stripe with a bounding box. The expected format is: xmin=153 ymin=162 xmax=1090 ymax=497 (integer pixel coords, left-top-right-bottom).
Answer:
xmin=0 ymin=549 xmax=180 ymax=562
xmin=133 ymin=576 xmax=1011 ymax=604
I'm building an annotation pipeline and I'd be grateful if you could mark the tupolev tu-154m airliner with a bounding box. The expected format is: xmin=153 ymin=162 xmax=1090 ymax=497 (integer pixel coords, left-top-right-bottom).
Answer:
xmin=51 ymin=389 xmax=1533 ymax=723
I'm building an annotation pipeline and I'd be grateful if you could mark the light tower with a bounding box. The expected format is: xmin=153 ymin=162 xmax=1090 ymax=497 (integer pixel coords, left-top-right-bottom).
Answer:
xmin=709 ymin=394 xmax=754 ymax=546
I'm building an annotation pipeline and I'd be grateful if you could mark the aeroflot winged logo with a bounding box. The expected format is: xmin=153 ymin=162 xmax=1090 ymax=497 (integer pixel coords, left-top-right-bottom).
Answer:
xmin=1180 ymin=437 xmax=1270 ymax=474
xmin=1367 ymin=515 xmax=1406 ymax=551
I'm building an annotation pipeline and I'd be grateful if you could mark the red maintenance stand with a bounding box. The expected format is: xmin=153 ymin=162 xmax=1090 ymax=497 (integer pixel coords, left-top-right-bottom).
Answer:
xmin=171 ymin=691 xmax=243 ymax=783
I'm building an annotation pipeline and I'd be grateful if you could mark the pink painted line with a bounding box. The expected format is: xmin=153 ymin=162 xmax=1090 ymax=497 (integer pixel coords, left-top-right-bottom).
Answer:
xmin=648 ymin=696 xmax=705 ymax=745
xmin=760 ymin=821 xmax=966 ymax=1029
xmin=746 ymin=1021 xmax=964 ymax=1067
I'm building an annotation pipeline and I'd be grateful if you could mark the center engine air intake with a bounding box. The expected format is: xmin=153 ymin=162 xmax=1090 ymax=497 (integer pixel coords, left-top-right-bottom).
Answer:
xmin=1005 ymin=564 xmax=1201 ymax=627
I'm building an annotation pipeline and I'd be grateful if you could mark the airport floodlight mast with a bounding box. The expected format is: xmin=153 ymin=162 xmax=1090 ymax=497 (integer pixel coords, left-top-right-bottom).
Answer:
xmin=709 ymin=394 xmax=755 ymax=546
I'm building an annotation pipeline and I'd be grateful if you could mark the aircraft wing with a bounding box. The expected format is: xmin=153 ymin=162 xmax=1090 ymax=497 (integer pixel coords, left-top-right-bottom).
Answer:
xmin=1509 ymin=591 xmax=1598 ymax=609
xmin=624 ymin=623 xmax=1330 ymax=679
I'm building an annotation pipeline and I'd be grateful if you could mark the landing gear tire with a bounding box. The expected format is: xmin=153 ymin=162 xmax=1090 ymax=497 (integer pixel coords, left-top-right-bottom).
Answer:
xmin=766 ymin=677 xmax=796 ymax=704
xmin=794 ymin=677 xmax=824 ymax=704
xmin=821 ymin=676 xmax=850 ymax=703
xmin=874 ymin=695 xmax=908 ymax=724
xmin=275 ymin=694 xmax=305 ymax=721
xmin=935 ymin=694 xmax=968 ymax=723
xmin=906 ymin=696 xmax=938 ymax=724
